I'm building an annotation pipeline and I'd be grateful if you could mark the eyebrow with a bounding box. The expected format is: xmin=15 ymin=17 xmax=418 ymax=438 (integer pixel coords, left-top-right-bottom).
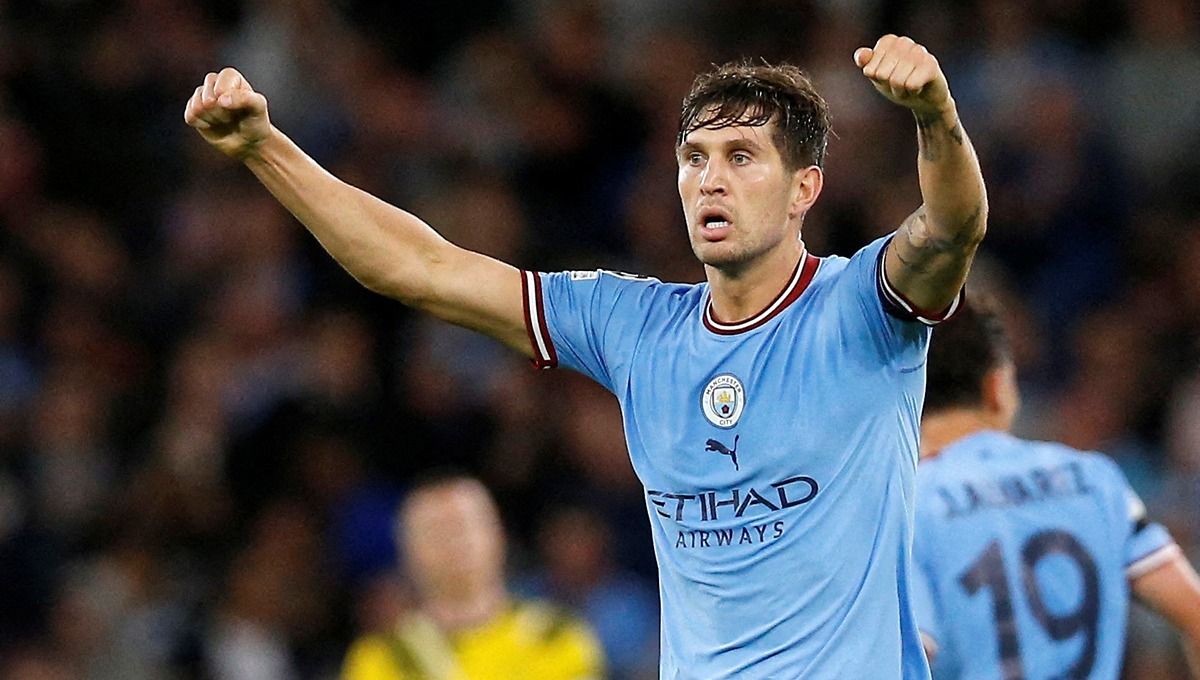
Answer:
xmin=678 ymin=136 xmax=767 ymax=154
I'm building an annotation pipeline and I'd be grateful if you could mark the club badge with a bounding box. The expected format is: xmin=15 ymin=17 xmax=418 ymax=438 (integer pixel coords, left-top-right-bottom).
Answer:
xmin=701 ymin=373 xmax=745 ymax=428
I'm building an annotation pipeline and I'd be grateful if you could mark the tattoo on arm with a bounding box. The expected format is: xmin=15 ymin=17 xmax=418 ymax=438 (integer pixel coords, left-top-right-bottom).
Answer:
xmin=894 ymin=202 xmax=984 ymax=275
xmin=895 ymin=209 xmax=937 ymax=273
xmin=914 ymin=113 xmax=965 ymax=162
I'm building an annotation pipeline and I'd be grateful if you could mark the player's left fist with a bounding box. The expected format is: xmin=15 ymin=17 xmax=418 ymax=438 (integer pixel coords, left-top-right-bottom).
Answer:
xmin=854 ymin=35 xmax=952 ymax=117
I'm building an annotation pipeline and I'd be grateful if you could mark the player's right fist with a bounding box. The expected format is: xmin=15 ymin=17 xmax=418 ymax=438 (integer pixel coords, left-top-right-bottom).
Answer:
xmin=183 ymin=67 xmax=271 ymax=160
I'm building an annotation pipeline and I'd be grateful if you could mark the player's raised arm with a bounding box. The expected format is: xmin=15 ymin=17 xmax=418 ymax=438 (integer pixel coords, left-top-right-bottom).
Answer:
xmin=1132 ymin=552 xmax=1200 ymax=678
xmin=182 ymin=68 xmax=529 ymax=354
xmin=855 ymin=35 xmax=987 ymax=317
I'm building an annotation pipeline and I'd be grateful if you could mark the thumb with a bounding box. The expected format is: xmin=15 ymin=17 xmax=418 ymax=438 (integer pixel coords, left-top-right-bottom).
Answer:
xmin=853 ymin=47 xmax=873 ymax=69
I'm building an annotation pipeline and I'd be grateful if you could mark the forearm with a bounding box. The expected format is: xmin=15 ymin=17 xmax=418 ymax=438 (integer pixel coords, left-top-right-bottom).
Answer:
xmin=1184 ymin=635 xmax=1200 ymax=679
xmin=243 ymin=127 xmax=446 ymax=303
xmin=1178 ymin=610 xmax=1200 ymax=679
xmin=856 ymin=36 xmax=986 ymax=311
xmin=1133 ymin=552 xmax=1200 ymax=680
xmin=913 ymin=102 xmax=987 ymax=248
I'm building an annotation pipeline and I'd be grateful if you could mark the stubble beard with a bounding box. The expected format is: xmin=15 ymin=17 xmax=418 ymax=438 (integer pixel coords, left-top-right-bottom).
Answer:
xmin=691 ymin=237 xmax=761 ymax=277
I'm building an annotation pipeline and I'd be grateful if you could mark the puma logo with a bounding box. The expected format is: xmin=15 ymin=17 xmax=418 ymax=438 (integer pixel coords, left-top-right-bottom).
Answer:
xmin=705 ymin=435 xmax=740 ymax=470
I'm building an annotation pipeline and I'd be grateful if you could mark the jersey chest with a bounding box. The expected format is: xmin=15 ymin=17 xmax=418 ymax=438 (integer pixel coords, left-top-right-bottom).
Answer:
xmin=618 ymin=310 xmax=902 ymax=491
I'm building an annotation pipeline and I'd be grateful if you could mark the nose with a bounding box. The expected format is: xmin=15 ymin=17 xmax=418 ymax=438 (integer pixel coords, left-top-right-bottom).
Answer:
xmin=699 ymin=158 xmax=727 ymax=195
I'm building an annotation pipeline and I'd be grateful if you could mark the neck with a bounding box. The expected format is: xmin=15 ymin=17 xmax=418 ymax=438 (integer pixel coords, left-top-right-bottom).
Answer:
xmin=421 ymin=583 xmax=508 ymax=633
xmin=706 ymin=240 xmax=804 ymax=323
xmin=920 ymin=409 xmax=1001 ymax=459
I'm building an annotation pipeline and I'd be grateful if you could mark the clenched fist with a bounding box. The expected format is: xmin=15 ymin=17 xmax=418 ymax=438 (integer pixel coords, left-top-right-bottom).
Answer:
xmin=854 ymin=35 xmax=953 ymax=119
xmin=183 ymin=67 xmax=272 ymax=159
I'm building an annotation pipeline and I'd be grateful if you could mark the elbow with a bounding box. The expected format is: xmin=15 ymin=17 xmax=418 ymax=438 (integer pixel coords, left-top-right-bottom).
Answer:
xmin=358 ymin=270 xmax=432 ymax=307
xmin=973 ymin=194 xmax=989 ymax=241
xmin=357 ymin=273 xmax=405 ymax=300
xmin=952 ymin=196 xmax=988 ymax=248
xmin=967 ymin=183 xmax=989 ymax=239
xmin=357 ymin=247 xmax=442 ymax=308
xmin=966 ymin=212 xmax=987 ymax=248
xmin=920 ymin=198 xmax=987 ymax=252
xmin=1184 ymin=609 xmax=1200 ymax=645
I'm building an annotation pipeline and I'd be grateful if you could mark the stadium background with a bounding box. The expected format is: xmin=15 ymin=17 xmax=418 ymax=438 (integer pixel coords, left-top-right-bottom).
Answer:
xmin=1 ymin=0 xmax=1198 ymax=677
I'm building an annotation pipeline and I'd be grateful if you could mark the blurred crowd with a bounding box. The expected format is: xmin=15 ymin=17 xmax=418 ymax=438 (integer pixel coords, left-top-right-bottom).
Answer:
xmin=0 ymin=0 xmax=1198 ymax=678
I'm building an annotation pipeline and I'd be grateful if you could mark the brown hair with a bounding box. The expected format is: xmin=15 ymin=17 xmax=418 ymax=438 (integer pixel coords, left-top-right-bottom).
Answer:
xmin=925 ymin=297 xmax=1012 ymax=414
xmin=678 ymin=61 xmax=832 ymax=171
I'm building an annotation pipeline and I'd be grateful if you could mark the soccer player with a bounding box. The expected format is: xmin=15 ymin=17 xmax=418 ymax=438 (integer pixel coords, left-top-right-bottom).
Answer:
xmin=914 ymin=299 xmax=1200 ymax=679
xmin=342 ymin=474 xmax=604 ymax=679
xmin=185 ymin=34 xmax=986 ymax=677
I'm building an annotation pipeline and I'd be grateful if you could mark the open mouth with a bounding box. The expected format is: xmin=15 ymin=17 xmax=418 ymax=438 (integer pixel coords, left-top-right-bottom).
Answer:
xmin=699 ymin=207 xmax=733 ymax=231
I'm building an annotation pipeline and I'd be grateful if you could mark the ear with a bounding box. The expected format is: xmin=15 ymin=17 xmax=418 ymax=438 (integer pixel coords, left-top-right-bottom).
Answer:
xmin=788 ymin=165 xmax=824 ymax=219
xmin=981 ymin=369 xmax=1004 ymax=413
xmin=981 ymin=363 xmax=1020 ymax=428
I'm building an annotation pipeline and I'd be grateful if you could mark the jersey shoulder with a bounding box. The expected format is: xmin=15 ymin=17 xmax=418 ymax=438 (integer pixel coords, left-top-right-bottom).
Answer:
xmin=916 ymin=433 xmax=1125 ymax=512
xmin=564 ymin=269 xmax=705 ymax=321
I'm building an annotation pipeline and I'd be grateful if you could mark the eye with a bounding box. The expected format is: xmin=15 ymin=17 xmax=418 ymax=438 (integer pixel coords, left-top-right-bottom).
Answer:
xmin=731 ymin=151 xmax=751 ymax=165
xmin=687 ymin=151 xmax=705 ymax=166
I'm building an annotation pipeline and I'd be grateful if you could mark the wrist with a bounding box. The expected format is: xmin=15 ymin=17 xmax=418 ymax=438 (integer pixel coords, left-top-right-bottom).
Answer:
xmin=238 ymin=125 xmax=280 ymax=165
xmin=913 ymin=98 xmax=958 ymax=130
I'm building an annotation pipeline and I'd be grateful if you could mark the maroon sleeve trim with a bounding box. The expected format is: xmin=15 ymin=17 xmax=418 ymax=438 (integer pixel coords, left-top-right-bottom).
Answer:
xmin=876 ymin=242 xmax=964 ymax=326
xmin=521 ymin=270 xmax=558 ymax=369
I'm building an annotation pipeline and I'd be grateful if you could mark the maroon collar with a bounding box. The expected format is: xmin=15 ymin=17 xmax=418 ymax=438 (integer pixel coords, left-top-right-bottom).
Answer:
xmin=703 ymin=252 xmax=821 ymax=335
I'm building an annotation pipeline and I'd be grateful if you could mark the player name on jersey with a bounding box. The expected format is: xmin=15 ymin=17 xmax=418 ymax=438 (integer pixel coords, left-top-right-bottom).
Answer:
xmin=935 ymin=460 xmax=1093 ymax=519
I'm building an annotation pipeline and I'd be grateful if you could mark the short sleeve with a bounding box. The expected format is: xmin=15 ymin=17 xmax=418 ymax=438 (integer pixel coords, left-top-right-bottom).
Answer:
xmin=833 ymin=235 xmax=955 ymax=363
xmin=520 ymin=269 xmax=661 ymax=393
xmin=1105 ymin=460 xmax=1180 ymax=579
xmin=873 ymin=237 xmax=964 ymax=326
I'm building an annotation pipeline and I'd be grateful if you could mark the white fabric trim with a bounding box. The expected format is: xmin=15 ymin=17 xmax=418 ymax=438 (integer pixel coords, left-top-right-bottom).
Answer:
xmin=524 ymin=271 xmax=553 ymax=366
xmin=878 ymin=263 xmax=962 ymax=326
xmin=704 ymin=250 xmax=806 ymax=332
xmin=1127 ymin=543 xmax=1182 ymax=580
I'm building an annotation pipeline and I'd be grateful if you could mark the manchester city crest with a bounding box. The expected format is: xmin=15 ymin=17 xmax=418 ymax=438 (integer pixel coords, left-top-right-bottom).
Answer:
xmin=701 ymin=373 xmax=745 ymax=428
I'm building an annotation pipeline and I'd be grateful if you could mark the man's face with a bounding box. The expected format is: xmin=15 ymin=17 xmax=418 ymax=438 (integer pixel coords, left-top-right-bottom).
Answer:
xmin=677 ymin=120 xmax=801 ymax=272
xmin=401 ymin=480 xmax=505 ymax=598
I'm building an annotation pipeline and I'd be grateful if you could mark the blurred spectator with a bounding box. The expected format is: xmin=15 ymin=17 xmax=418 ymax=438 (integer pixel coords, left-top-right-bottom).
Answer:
xmin=205 ymin=501 xmax=337 ymax=680
xmin=1104 ymin=0 xmax=1200 ymax=193
xmin=519 ymin=506 xmax=659 ymax=680
xmin=43 ymin=546 xmax=187 ymax=680
xmin=342 ymin=474 xmax=604 ymax=679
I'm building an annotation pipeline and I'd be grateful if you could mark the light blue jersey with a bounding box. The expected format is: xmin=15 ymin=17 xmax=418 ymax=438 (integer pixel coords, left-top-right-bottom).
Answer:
xmin=522 ymin=236 xmax=950 ymax=678
xmin=912 ymin=431 xmax=1179 ymax=680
